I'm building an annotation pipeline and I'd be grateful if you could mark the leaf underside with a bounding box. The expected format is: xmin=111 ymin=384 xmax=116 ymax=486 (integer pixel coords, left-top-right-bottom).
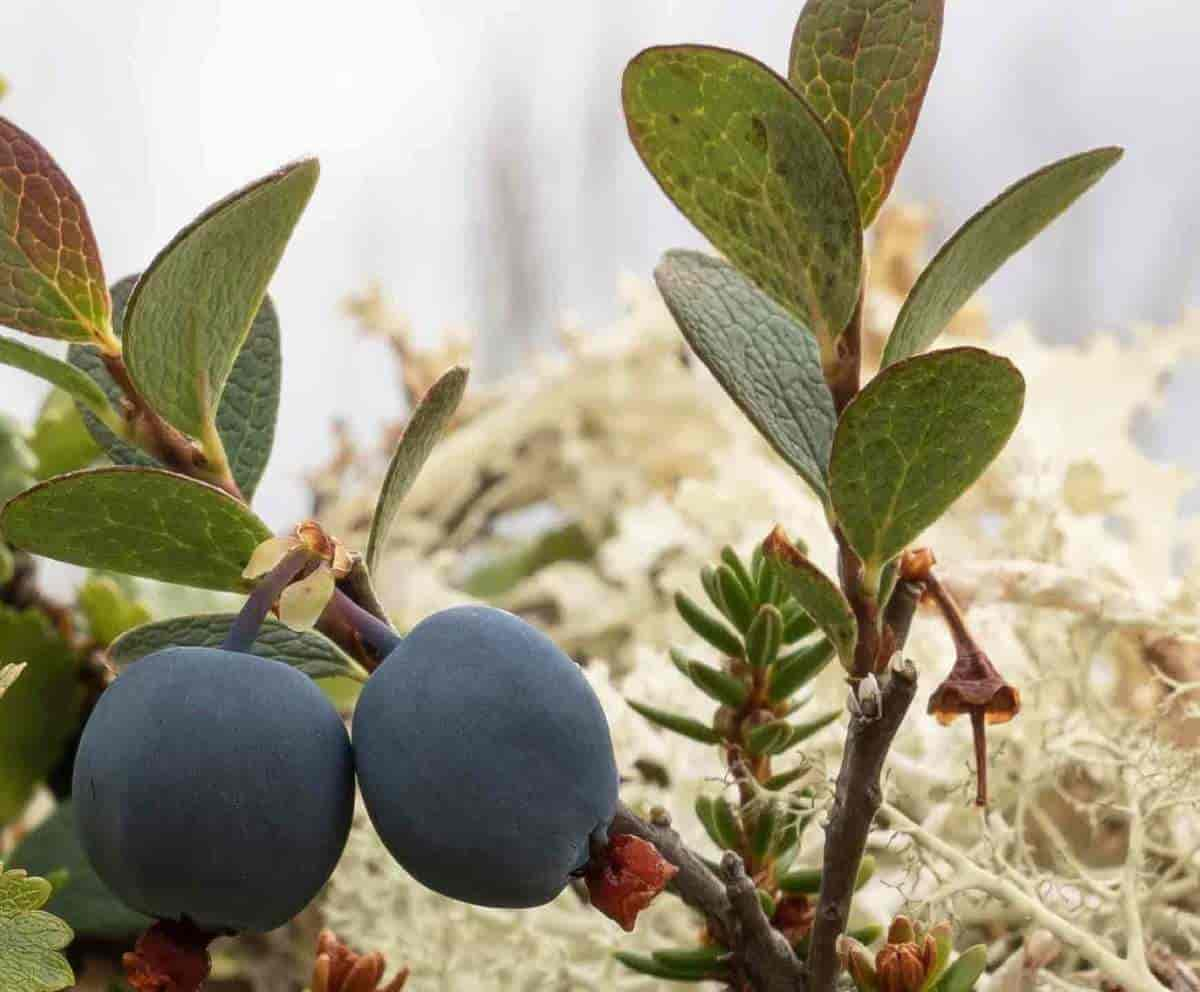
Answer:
xmin=655 ymin=250 xmax=836 ymax=501
xmin=0 ymin=467 xmax=272 ymax=590
xmin=830 ymin=347 xmax=1025 ymax=566
xmin=623 ymin=45 xmax=862 ymax=342
xmin=789 ymin=0 xmax=945 ymax=227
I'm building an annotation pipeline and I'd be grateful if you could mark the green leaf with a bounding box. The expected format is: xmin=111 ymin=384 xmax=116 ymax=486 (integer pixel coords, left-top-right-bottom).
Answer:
xmin=366 ymin=365 xmax=468 ymax=573
xmin=0 ymin=118 xmax=111 ymax=345
xmin=0 ymin=864 xmax=74 ymax=991
xmin=213 ymin=294 xmax=281 ymax=500
xmin=27 ymin=390 xmax=100 ymax=479
xmin=9 ymin=803 xmax=150 ymax=940
xmin=109 ymin=613 xmax=367 ymax=682
xmin=720 ymin=546 xmax=755 ymax=600
xmin=750 ymin=800 xmax=781 ymax=859
xmin=674 ymin=590 xmax=744 ymax=658
xmin=746 ymin=604 xmax=783 ymax=668
xmin=746 ymin=720 xmax=793 ymax=756
xmin=829 ymin=347 xmax=1025 ymax=566
xmin=0 ymin=413 xmax=37 ymax=504
xmin=762 ymin=527 xmax=857 ymax=670
xmin=0 ymin=467 xmax=272 ymax=590
xmin=461 ymin=522 xmax=593 ymax=598
xmin=715 ymin=563 xmax=754 ymax=632
xmin=693 ymin=796 xmax=728 ymax=849
xmin=882 ymin=147 xmax=1122 ymax=367
xmin=624 ymin=47 xmax=862 ymax=343
xmin=76 ymin=574 xmax=151 ymax=647
xmin=763 ymin=767 xmax=810 ymax=792
xmin=782 ymin=607 xmax=818 ymax=643
xmin=627 ymin=698 xmax=720 ymax=744
xmin=0 ymin=606 xmax=81 ymax=824
xmin=0 ymin=337 xmax=117 ymax=426
xmin=123 ymin=159 xmax=318 ymax=439
xmin=933 ymin=945 xmax=988 ymax=992
xmin=769 ymin=637 xmax=835 ymax=702
xmin=671 ymin=649 xmax=749 ymax=707
xmin=710 ymin=796 xmax=744 ymax=850
xmin=614 ymin=951 xmax=719 ymax=982
xmin=778 ymin=866 xmax=822 ymax=894
xmin=789 ymin=0 xmax=945 ymax=227
xmin=655 ymin=251 xmax=836 ymax=500
xmin=653 ymin=946 xmax=727 ymax=968
xmin=786 ymin=710 xmax=841 ymax=748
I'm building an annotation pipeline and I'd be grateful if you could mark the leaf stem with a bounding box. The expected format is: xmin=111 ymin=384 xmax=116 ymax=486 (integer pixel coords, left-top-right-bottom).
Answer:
xmin=327 ymin=587 xmax=403 ymax=662
xmin=224 ymin=547 xmax=313 ymax=652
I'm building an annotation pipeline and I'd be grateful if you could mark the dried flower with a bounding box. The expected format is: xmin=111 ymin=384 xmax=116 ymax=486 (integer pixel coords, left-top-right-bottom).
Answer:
xmin=122 ymin=920 xmax=215 ymax=992
xmin=243 ymin=520 xmax=353 ymax=629
xmin=311 ymin=930 xmax=409 ymax=992
xmin=585 ymin=833 xmax=679 ymax=932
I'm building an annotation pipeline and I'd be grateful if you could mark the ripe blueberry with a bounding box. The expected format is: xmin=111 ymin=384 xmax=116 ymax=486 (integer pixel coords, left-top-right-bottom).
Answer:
xmin=352 ymin=604 xmax=619 ymax=908
xmin=73 ymin=646 xmax=354 ymax=933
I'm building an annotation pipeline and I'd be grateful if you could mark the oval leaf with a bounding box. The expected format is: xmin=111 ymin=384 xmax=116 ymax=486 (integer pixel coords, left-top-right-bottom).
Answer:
xmin=0 ymin=117 xmax=110 ymax=345
xmin=0 ymin=467 xmax=272 ymax=590
xmin=762 ymin=526 xmax=857 ymax=670
xmin=124 ymin=159 xmax=317 ymax=438
xmin=110 ymin=613 xmax=366 ymax=682
xmin=0 ymin=864 xmax=74 ymax=992
xmin=366 ymin=365 xmax=468 ymax=573
xmin=623 ymin=46 xmax=862 ymax=343
xmin=830 ymin=347 xmax=1025 ymax=566
xmin=655 ymin=250 xmax=836 ymax=500
xmin=882 ymin=147 xmax=1123 ymax=367
xmin=789 ymin=0 xmax=945 ymax=227
xmin=0 ymin=336 xmax=116 ymax=426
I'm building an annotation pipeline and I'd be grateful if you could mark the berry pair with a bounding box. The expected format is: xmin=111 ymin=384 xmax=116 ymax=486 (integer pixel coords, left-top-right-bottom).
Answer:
xmin=73 ymin=598 xmax=619 ymax=934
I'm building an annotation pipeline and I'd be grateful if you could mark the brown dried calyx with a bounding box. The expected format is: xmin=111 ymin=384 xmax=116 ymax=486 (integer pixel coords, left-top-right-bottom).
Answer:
xmin=311 ymin=929 xmax=410 ymax=992
xmin=122 ymin=920 xmax=216 ymax=992
xmin=924 ymin=572 xmax=1020 ymax=806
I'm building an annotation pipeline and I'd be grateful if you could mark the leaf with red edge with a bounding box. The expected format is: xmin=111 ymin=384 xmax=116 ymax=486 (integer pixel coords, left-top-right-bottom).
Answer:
xmin=586 ymin=834 xmax=679 ymax=932
xmin=0 ymin=118 xmax=111 ymax=344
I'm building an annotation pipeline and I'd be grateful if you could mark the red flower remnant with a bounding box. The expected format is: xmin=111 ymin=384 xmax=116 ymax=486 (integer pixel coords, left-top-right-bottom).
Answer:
xmin=586 ymin=833 xmax=679 ymax=931
xmin=122 ymin=920 xmax=215 ymax=992
xmin=311 ymin=929 xmax=409 ymax=992
xmin=924 ymin=573 xmax=1020 ymax=806
xmin=772 ymin=894 xmax=816 ymax=946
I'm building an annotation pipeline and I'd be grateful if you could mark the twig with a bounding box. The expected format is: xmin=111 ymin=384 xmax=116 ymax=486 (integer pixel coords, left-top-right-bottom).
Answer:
xmin=879 ymin=803 xmax=1168 ymax=992
xmin=721 ymin=852 xmax=807 ymax=991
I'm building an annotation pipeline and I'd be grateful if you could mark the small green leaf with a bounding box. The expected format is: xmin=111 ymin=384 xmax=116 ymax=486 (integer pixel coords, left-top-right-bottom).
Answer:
xmin=746 ymin=604 xmax=783 ymax=668
xmin=762 ymin=527 xmax=856 ymax=670
xmin=855 ymin=854 xmax=877 ymax=889
xmin=656 ymin=251 xmax=838 ymax=500
xmin=672 ymin=650 xmax=749 ymax=707
xmin=778 ymin=866 xmax=822 ymax=894
xmin=919 ymin=922 xmax=954 ymax=992
xmin=461 ymin=522 xmax=592 ymax=598
xmin=789 ymin=0 xmax=945 ymax=227
xmin=829 ymin=347 xmax=1025 ymax=566
xmin=720 ymin=546 xmax=756 ymax=601
xmin=750 ymin=799 xmax=781 ymax=859
xmin=771 ymin=817 xmax=802 ymax=874
xmin=76 ymin=574 xmax=151 ymax=647
xmin=715 ymin=563 xmax=754 ymax=632
xmin=693 ymin=796 xmax=727 ymax=849
xmin=0 ymin=864 xmax=74 ymax=992
xmin=0 ymin=606 xmax=81 ymax=823
xmin=110 ymin=613 xmax=366 ymax=682
xmin=782 ymin=607 xmax=818 ymax=643
xmin=0 ymin=467 xmax=272 ymax=590
xmin=614 ymin=950 xmax=718 ymax=982
xmin=769 ymin=637 xmax=835 ymax=702
xmin=0 ymin=414 xmax=37 ymax=504
xmin=674 ymin=590 xmax=744 ymax=658
xmin=366 ymin=365 xmax=468 ymax=574
xmin=627 ymin=699 xmax=720 ymax=744
xmin=653 ymin=946 xmax=727 ymax=968
xmin=9 ymin=802 xmax=150 ymax=940
xmin=882 ymin=147 xmax=1122 ymax=367
xmin=27 ymin=390 xmax=100 ymax=479
xmin=624 ymin=47 xmax=862 ymax=343
xmin=711 ymin=796 xmax=744 ymax=850
xmin=0 ymin=337 xmax=117 ymax=426
xmin=787 ymin=710 xmax=841 ymax=748
xmin=0 ymin=118 xmax=111 ymax=346
xmin=746 ymin=720 xmax=793 ymax=756
xmin=123 ymin=159 xmax=318 ymax=439
xmin=933 ymin=945 xmax=988 ymax=992
xmin=763 ymin=767 xmax=809 ymax=792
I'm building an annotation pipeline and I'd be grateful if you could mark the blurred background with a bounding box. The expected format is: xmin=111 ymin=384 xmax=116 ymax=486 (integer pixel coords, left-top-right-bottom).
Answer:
xmin=1 ymin=0 xmax=1196 ymax=526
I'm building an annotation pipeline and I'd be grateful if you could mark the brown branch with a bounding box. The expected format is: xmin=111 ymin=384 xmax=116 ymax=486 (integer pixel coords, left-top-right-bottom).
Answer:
xmin=805 ymin=581 xmax=923 ymax=992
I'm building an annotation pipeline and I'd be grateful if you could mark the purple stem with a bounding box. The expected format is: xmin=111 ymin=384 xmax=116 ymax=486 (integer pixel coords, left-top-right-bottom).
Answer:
xmin=223 ymin=548 xmax=313 ymax=653
xmin=330 ymin=587 xmax=403 ymax=659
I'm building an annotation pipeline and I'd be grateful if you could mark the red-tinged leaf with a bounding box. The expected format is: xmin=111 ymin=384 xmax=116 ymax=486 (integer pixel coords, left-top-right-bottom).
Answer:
xmin=586 ymin=834 xmax=679 ymax=932
xmin=0 ymin=118 xmax=112 ymax=344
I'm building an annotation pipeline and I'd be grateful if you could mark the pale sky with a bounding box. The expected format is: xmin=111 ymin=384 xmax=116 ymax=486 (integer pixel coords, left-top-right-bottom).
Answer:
xmin=1 ymin=1 xmax=1196 ymax=526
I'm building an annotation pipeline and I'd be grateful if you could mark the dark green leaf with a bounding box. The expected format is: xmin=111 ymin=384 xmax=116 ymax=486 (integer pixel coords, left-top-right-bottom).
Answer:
xmin=653 ymin=947 xmax=728 ymax=968
xmin=693 ymin=796 xmax=727 ymax=849
xmin=711 ymin=796 xmax=744 ymax=850
xmin=0 ymin=336 xmax=116 ymax=425
xmin=655 ymin=251 xmax=836 ymax=499
xmin=109 ymin=613 xmax=366 ymax=682
xmin=782 ymin=607 xmax=818 ymax=643
xmin=674 ymin=590 xmax=744 ymax=658
xmin=614 ymin=951 xmax=718 ymax=982
xmin=787 ymin=710 xmax=841 ymax=748
xmin=769 ymin=637 xmax=835 ymax=702
xmin=746 ymin=720 xmax=793 ymax=756
xmin=624 ymin=47 xmax=862 ymax=343
xmin=746 ymin=604 xmax=783 ymax=668
xmin=751 ymin=799 xmax=781 ymax=859
xmin=367 ymin=365 xmax=468 ymax=573
xmin=9 ymin=802 xmax=150 ymax=939
xmin=882 ymin=148 xmax=1122 ymax=367
xmin=763 ymin=527 xmax=856 ymax=670
xmin=763 ymin=767 xmax=810 ymax=792
xmin=0 ymin=117 xmax=111 ymax=346
xmin=627 ymin=699 xmax=720 ymax=744
xmin=779 ymin=866 xmax=822 ymax=894
xmin=0 ymin=606 xmax=81 ymax=824
xmin=789 ymin=0 xmax=945 ymax=227
xmin=0 ymin=467 xmax=272 ymax=590
xmin=720 ymin=546 xmax=755 ymax=602
xmin=123 ymin=159 xmax=317 ymax=439
xmin=829 ymin=347 xmax=1024 ymax=566
xmin=715 ymin=563 xmax=754 ymax=632
xmin=672 ymin=650 xmax=749 ymax=707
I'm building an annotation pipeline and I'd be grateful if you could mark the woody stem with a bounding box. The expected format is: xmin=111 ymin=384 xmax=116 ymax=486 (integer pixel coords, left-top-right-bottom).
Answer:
xmin=970 ymin=708 xmax=988 ymax=807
